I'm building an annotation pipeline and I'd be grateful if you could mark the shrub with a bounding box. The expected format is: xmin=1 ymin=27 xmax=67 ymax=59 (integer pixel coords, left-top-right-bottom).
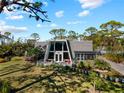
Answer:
xmin=27 ymin=47 xmax=41 ymax=57
xmin=25 ymin=47 xmax=43 ymax=62
xmin=77 ymin=61 xmax=85 ymax=69
xmin=94 ymin=59 xmax=111 ymax=70
xmin=105 ymin=53 xmax=124 ymax=63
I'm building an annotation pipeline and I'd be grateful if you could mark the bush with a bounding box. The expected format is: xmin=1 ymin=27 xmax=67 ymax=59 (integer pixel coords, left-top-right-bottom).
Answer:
xmin=105 ymin=53 xmax=124 ymax=63
xmin=77 ymin=61 xmax=85 ymax=69
xmin=94 ymin=59 xmax=111 ymax=70
xmin=0 ymin=58 xmax=6 ymax=63
xmin=26 ymin=47 xmax=41 ymax=57
xmin=25 ymin=47 xmax=43 ymax=62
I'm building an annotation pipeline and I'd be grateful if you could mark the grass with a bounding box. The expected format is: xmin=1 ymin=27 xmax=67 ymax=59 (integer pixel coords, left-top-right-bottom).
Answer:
xmin=0 ymin=57 xmax=26 ymax=70
xmin=0 ymin=57 xmax=124 ymax=93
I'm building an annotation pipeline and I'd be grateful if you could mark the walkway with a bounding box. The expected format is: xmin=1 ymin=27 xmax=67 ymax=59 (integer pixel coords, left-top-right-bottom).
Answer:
xmin=98 ymin=57 xmax=124 ymax=76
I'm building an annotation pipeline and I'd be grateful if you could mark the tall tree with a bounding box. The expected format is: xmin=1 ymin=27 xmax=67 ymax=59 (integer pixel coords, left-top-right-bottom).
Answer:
xmin=4 ymin=32 xmax=12 ymax=44
xmin=49 ymin=28 xmax=67 ymax=39
xmin=30 ymin=33 xmax=40 ymax=41
xmin=84 ymin=27 xmax=98 ymax=49
xmin=85 ymin=27 xmax=97 ymax=37
xmin=57 ymin=28 xmax=67 ymax=39
xmin=78 ymin=32 xmax=87 ymax=40
xmin=49 ymin=29 xmax=58 ymax=39
xmin=4 ymin=32 xmax=11 ymax=38
xmin=68 ymin=30 xmax=78 ymax=40
xmin=100 ymin=20 xmax=124 ymax=53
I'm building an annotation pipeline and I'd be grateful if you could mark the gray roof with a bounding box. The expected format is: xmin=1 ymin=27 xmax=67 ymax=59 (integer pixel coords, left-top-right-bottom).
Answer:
xmin=35 ymin=40 xmax=93 ymax=52
xmin=35 ymin=42 xmax=48 ymax=47
xmin=70 ymin=40 xmax=93 ymax=52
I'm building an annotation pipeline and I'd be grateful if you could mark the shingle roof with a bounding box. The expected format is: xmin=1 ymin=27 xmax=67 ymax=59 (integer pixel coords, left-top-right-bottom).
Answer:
xmin=69 ymin=40 xmax=93 ymax=52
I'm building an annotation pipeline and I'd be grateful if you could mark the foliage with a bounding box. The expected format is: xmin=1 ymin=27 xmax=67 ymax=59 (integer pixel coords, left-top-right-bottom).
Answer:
xmin=77 ymin=61 xmax=85 ymax=69
xmin=27 ymin=47 xmax=41 ymax=57
xmin=49 ymin=28 xmax=67 ymax=39
xmin=67 ymin=30 xmax=78 ymax=40
xmin=94 ymin=59 xmax=111 ymax=70
xmin=82 ymin=20 xmax=124 ymax=51
xmin=0 ymin=81 xmax=11 ymax=93
xmin=0 ymin=0 xmax=52 ymax=22
xmin=30 ymin=33 xmax=40 ymax=41
xmin=12 ymin=42 xmax=33 ymax=56
xmin=77 ymin=61 xmax=92 ymax=70
xmin=104 ymin=53 xmax=124 ymax=63
xmin=0 ymin=41 xmax=33 ymax=59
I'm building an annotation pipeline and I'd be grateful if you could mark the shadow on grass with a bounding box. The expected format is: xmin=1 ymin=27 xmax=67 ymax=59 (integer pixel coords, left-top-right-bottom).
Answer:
xmin=0 ymin=64 xmax=20 ymax=72
xmin=0 ymin=65 xmax=34 ymax=77
xmin=13 ymin=72 xmax=57 ymax=93
xmin=9 ymin=71 xmax=69 ymax=93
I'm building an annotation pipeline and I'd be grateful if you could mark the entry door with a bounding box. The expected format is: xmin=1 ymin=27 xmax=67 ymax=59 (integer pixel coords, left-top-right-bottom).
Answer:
xmin=55 ymin=52 xmax=63 ymax=62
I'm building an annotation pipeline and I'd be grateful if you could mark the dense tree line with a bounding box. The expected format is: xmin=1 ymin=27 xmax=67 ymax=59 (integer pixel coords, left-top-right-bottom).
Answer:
xmin=0 ymin=32 xmax=39 ymax=59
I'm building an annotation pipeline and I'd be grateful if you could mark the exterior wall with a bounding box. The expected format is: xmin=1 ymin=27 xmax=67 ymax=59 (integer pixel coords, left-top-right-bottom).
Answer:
xmin=74 ymin=51 xmax=96 ymax=61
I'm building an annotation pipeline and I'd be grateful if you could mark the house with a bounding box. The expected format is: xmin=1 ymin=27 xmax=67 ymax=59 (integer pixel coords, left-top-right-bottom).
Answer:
xmin=35 ymin=39 xmax=97 ymax=66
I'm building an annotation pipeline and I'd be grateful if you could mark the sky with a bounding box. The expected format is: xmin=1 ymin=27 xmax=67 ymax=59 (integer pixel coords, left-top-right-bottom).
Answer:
xmin=0 ymin=0 xmax=124 ymax=41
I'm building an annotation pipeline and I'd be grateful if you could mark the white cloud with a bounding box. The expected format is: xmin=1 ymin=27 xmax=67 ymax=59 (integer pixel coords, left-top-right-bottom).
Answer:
xmin=0 ymin=20 xmax=6 ymax=26
xmin=67 ymin=21 xmax=82 ymax=25
xmin=6 ymin=15 xmax=23 ymax=20
xmin=36 ymin=24 xmax=42 ymax=28
xmin=79 ymin=0 xmax=104 ymax=9
xmin=50 ymin=23 xmax=58 ymax=27
xmin=3 ymin=7 xmax=25 ymax=20
xmin=36 ymin=23 xmax=58 ymax=28
xmin=78 ymin=10 xmax=90 ymax=17
xmin=55 ymin=10 xmax=64 ymax=18
xmin=43 ymin=1 xmax=48 ymax=6
xmin=0 ymin=20 xmax=27 ymax=33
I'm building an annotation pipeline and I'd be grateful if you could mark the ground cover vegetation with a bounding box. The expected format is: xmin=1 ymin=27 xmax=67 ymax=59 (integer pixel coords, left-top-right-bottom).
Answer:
xmin=0 ymin=58 xmax=124 ymax=93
